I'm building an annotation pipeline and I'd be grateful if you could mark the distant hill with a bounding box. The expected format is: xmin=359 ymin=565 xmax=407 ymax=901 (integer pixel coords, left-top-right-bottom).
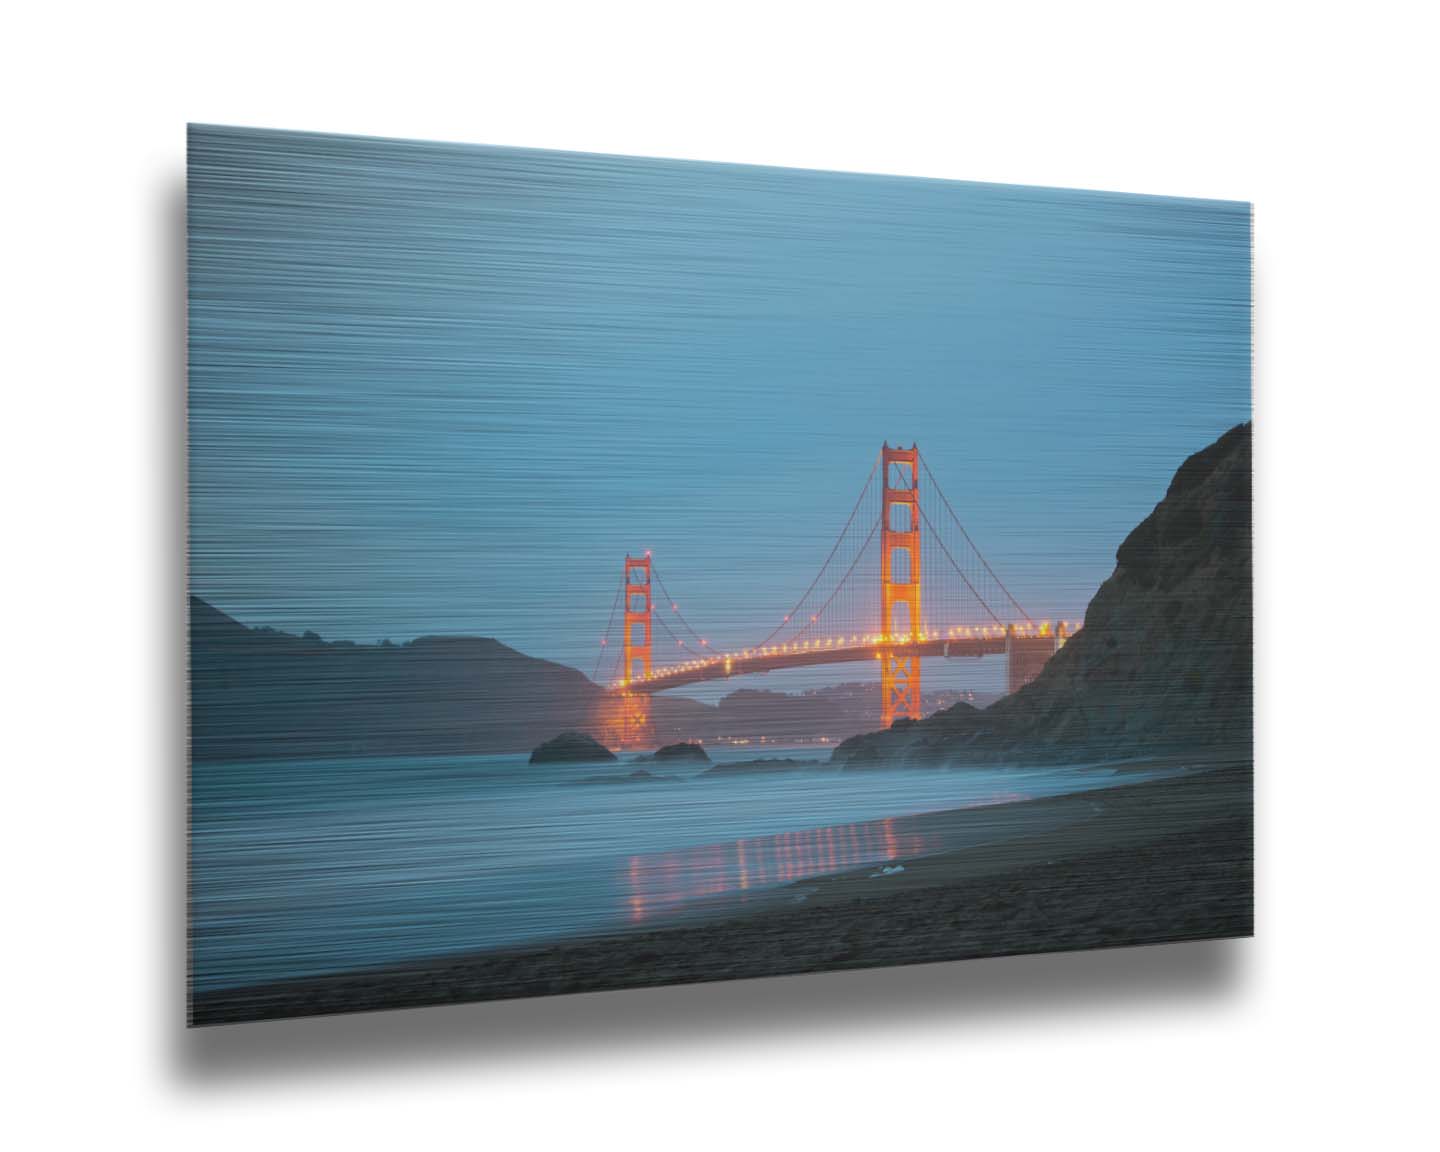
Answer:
xmin=189 ymin=598 xmax=608 ymax=762
xmin=654 ymin=683 xmax=984 ymax=748
xmin=189 ymin=601 xmax=906 ymax=762
xmin=833 ymin=422 xmax=1253 ymax=766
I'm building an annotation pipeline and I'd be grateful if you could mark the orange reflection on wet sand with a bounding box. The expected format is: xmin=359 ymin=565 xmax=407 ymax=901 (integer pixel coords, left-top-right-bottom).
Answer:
xmin=625 ymin=815 xmax=931 ymax=924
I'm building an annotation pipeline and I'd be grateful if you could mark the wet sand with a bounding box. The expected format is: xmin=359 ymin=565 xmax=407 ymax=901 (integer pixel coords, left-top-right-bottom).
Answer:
xmin=191 ymin=760 xmax=1252 ymax=1026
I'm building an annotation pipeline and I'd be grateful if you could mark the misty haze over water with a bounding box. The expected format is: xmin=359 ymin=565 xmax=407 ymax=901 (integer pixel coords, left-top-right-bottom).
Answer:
xmin=191 ymin=748 xmax=1178 ymax=991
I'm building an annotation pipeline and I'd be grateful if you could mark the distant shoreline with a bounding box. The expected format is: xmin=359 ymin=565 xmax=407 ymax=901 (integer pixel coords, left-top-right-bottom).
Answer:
xmin=191 ymin=758 xmax=1252 ymax=1026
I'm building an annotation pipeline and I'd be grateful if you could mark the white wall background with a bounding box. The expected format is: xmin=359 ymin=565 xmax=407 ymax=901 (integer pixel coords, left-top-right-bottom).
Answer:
xmin=4 ymin=2 xmax=1436 ymax=1147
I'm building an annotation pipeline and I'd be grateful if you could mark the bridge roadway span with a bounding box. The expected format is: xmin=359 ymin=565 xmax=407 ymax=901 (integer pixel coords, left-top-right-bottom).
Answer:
xmin=632 ymin=634 xmax=1019 ymax=693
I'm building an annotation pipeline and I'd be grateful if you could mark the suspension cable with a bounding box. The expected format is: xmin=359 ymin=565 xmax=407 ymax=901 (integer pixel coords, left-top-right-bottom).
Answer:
xmin=917 ymin=502 xmax=1004 ymax=625
xmin=652 ymin=604 xmax=696 ymax=655
xmin=592 ymin=573 xmax=625 ymax=682
xmin=649 ymin=564 xmax=714 ymax=653
xmin=753 ymin=453 xmax=880 ymax=649
xmin=918 ymin=452 xmax=1032 ymax=621
xmin=768 ymin=518 xmax=879 ymax=645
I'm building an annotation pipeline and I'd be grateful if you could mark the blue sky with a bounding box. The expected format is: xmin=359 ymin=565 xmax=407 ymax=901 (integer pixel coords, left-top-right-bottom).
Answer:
xmin=188 ymin=125 xmax=1250 ymax=690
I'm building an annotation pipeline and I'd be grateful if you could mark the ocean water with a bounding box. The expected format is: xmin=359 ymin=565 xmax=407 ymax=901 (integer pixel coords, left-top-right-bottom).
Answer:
xmin=190 ymin=748 xmax=1169 ymax=992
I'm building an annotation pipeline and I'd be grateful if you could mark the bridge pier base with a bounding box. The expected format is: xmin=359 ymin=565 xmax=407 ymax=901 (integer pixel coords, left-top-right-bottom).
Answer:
xmin=597 ymin=690 xmax=653 ymax=752
xmin=880 ymin=649 xmax=922 ymax=728
xmin=1005 ymin=623 xmax=1067 ymax=695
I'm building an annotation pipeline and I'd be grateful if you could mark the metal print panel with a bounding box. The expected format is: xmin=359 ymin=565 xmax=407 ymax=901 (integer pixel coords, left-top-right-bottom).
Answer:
xmin=187 ymin=125 xmax=1252 ymax=1025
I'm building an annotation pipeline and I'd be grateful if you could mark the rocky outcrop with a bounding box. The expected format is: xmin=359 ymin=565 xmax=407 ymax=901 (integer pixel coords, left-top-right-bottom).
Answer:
xmin=528 ymin=731 xmax=617 ymax=764
xmin=833 ymin=423 xmax=1252 ymax=767
xmin=649 ymin=742 xmax=711 ymax=763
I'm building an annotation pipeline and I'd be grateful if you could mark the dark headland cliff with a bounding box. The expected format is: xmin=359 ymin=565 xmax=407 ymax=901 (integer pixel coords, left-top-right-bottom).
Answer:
xmin=834 ymin=422 xmax=1252 ymax=767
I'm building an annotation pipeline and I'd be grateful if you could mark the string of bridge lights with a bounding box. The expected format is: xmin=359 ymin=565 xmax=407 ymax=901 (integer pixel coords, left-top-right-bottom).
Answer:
xmin=609 ymin=621 xmax=1080 ymax=689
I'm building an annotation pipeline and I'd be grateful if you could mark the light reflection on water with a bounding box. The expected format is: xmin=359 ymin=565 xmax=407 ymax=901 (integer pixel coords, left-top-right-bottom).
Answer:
xmin=622 ymin=792 xmax=1028 ymax=923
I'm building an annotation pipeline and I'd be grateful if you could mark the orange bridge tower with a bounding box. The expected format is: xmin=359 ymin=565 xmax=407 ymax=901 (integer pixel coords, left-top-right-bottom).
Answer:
xmin=616 ymin=553 xmax=655 ymax=747
xmin=880 ymin=443 xmax=922 ymax=727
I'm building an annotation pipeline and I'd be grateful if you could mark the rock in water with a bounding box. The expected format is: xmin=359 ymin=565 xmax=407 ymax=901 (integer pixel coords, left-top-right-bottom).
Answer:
xmin=529 ymin=731 xmax=617 ymax=764
xmin=651 ymin=742 xmax=711 ymax=763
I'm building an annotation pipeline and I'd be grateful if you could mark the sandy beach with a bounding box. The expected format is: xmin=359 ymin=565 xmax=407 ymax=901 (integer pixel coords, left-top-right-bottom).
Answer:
xmin=192 ymin=760 xmax=1252 ymax=1025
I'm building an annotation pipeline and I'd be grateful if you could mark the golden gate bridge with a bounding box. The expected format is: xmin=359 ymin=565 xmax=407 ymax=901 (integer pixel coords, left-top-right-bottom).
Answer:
xmin=593 ymin=444 xmax=1079 ymax=749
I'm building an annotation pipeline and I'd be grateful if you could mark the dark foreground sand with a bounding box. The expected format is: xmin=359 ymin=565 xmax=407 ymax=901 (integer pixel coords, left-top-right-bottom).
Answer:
xmin=191 ymin=761 xmax=1252 ymax=1025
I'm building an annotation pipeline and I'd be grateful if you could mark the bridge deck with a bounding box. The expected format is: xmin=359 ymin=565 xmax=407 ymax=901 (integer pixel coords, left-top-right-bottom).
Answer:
xmin=627 ymin=635 xmax=1013 ymax=693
